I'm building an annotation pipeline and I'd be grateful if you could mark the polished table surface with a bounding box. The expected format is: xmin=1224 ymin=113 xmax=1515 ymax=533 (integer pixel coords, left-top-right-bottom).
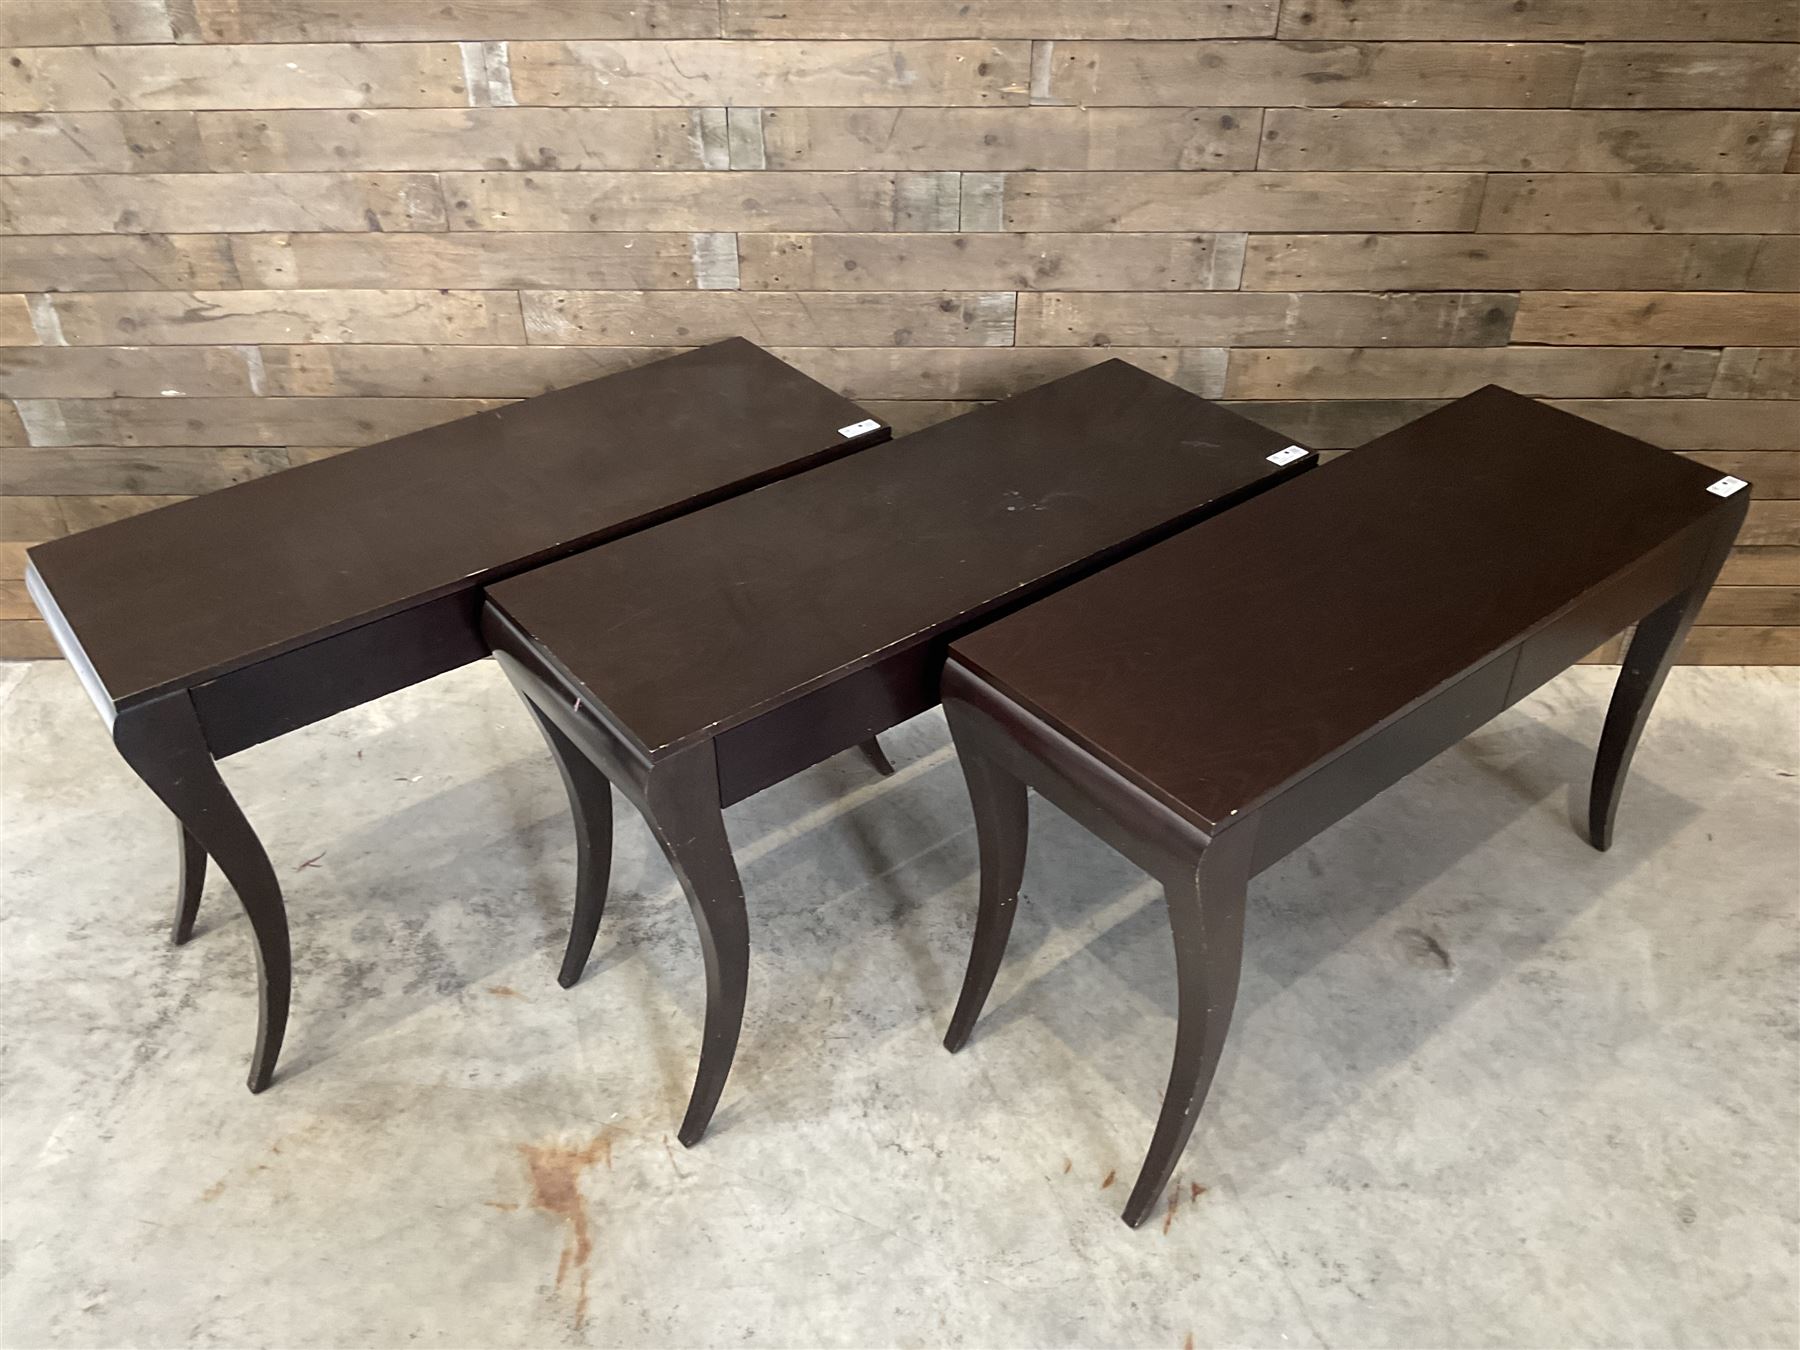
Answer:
xmin=28 ymin=337 xmax=884 ymax=716
xmin=485 ymin=359 xmax=1312 ymax=765
xmin=948 ymin=384 xmax=1746 ymax=836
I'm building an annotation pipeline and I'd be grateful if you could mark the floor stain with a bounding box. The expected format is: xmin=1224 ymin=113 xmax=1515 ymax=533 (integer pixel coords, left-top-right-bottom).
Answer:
xmin=1100 ymin=1169 xmax=1116 ymax=1190
xmin=1062 ymin=1157 xmax=1072 ymax=1174
xmin=1183 ymin=1335 xmax=1195 ymax=1350
xmin=487 ymin=985 xmax=520 ymax=998
xmin=1397 ymin=926 xmax=1456 ymax=975
xmin=517 ymin=1131 xmax=614 ymax=1330
xmin=1163 ymin=1177 xmax=1207 ymax=1235
xmin=199 ymin=1180 xmax=225 ymax=1203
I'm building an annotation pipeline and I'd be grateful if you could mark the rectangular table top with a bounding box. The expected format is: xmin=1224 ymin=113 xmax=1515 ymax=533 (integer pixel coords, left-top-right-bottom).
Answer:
xmin=948 ymin=386 xmax=1747 ymax=835
xmin=27 ymin=339 xmax=883 ymax=715
xmin=484 ymin=360 xmax=1310 ymax=762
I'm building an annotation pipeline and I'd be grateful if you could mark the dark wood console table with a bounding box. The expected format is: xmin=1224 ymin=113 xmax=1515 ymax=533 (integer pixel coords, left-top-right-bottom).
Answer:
xmin=937 ymin=386 xmax=1750 ymax=1227
xmin=25 ymin=339 xmax=888 ymax=1093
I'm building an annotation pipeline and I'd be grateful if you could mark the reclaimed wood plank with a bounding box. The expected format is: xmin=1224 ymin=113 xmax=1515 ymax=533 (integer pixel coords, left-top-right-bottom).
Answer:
xmin=1479 ymin=174 xmax=1800 ymax=234
xmin=737 ymin=231 xmax=1245 ymax=291
xmin=45 ymin=289 xmax=527 ymax=346
xmin=1681 ymin=626 xmax=1800 ymax=662
xmin=1040 ymin=40 xmax=1581 ymax=109
xmin=0 ymin=345 xmax=256 ymax=397
xmin=1721 ymin=549 xmax=1800 ymax=586
xmin=1223 ymin=398 xmax=1445 ymax=447
xmin=0 ymin=234 xmax=240 ymax=290
xmin=1223 ymin=347 xmax=1722 ymax=400
xmin=0 ymin=403 xmax=25 ymax=446
xmin=57 ymin=494 xmax=190 ymax=530
xmin=1683 ymin=452 xmax=1800 ymax=499
xmin=0 ymin=621 xmax=57 ymax=658
xmin=1575 ymin=44 xmax=1800 ymax=110
xmin=0 ymin=0 xmax=179 ymax=45
xmin=0 ymin=111 xmax=208 ymax=174
xmin=520 ymin=290 xmax=1016 ymax=347
xmin=1739 ymin=502 xmax=1800 ymax=547
xmin=1514 ymin=293 xmax=1800 ymax=346
xmin=758 ymin=106 xmax=1259 ymax=170
xmin=0 ymin=296 xmax=38 ymax=346
xmin=444 ymin=170 xmax=957 ymax=232
xmin=190 ymin=0 xmax=720 ymax=41
xmin=197 ymin=107 xmax=723 ymax=173
xmin=12 ymin=397 xmax=504 ymax=446
xmin=999 ymin=172 xmax=1480 ymax=232
xmin=0 ymin=43 xmax=471 ymax=113
xmin=1548 ymin=400 xmax=1800 ymax=452
xmin=1239 ymin=233 xmax=1800 ymax=292
xmin=1713 ymin=349 xmax=1800 ymax=401
xmin=723 ymin=0 xmax=1277 ymax=38
xmin=507 ymin=40 xmax=1030 ymax=107
xmin=0 ymin=444 xmax=288 ymax=492
xmin=0 ymin=495 xmax=65 ymax=541
xmin=773 ymin=345 xmax=1226 ymax=399
xmin=0 ymin=172 xmax=447 ymax=234
xmin=226 ymin=231 xmax=703 ymax=289
xmin=258 ymin=344 xmax=672 ymax=397
xmin=1258 ymin=109 xmax=1797 ymax=173
xmin=855 ymin=399 xmax=983 ymax=435
xmin=1278 ymin=0 xmax=1796 ymax=41
xmin=1017 ymin=291 xmax=1515 ymax=347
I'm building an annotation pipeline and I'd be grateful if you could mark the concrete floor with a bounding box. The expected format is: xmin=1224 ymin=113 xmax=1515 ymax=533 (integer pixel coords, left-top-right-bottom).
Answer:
xmin=0 ymin=658 xmax=1794 ymax=1349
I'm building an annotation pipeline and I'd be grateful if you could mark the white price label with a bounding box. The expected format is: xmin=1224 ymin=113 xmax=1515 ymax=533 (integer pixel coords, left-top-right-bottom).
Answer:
xmin=838 ymin=419 xmax=882 ymax=438
xmin=1706 ymin=476 xmax=1748 ymax=498
xmin=1266 ymin=445 xmax=1309 ymax=466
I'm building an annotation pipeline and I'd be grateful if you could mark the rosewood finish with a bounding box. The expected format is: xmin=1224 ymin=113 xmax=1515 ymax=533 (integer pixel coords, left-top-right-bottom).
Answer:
xmin=481 ymin=360 xmax=1316 ymax=1147
xmin=939 ymin=385 xmax=1751 ymax=1227
xmin=25 ymin=339 xmax=889 ymax=1093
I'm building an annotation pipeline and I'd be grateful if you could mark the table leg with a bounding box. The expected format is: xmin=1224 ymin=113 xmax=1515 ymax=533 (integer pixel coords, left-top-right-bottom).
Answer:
xmin=857 ymin=736 xmax=896 ymax=777
xmin=1590 ymin=522 xmax=1739 ymax=853
xmin=942 ymin=699 xmax=1029 ymax=1053
xmin=112 ymin=691 xmax=291 ymax=1093
xmin=173 ymin=823 xmax=206 ymax=945
xmin=643 ymin=745 xmax=751 ymax=1148
xmin=1122 ymin=823 xmax=1255 ymax=1229
xmin=521 ymin=700 xmax=615 ymax=990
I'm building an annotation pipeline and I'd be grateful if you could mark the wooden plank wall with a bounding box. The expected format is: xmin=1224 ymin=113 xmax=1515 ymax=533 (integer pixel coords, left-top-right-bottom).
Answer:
xmin=1 ymin=0 xmax=1796 ymax=662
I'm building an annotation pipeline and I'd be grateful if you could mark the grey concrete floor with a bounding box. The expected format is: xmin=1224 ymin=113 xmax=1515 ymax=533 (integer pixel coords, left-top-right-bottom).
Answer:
xmin=0 ymin=658 xmax=1795 ymax=1349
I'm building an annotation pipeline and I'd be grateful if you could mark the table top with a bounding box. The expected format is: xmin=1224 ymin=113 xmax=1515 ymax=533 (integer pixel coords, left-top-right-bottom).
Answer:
xmin=485 ymin=359 xmax=1309 ymax=761
xmin=948 ymin=385 xmax=1744 ymax=835
xmin=27 ymin=339 xmax=884 ymax=713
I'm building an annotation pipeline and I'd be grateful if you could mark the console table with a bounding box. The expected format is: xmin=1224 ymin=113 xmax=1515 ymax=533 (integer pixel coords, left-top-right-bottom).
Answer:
xmin=937 ymin=386 xmax=1751 ymax=1227
xmin=480 ymin=360 xmax=1316 ymax=1147
xmin=26 ymin=339 xmax=888 ymax=1093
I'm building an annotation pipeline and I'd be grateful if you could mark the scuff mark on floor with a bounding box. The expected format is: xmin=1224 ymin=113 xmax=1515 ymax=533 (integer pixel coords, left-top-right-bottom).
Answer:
xmin=518 ymin=1131 xmax=614 ymax=1330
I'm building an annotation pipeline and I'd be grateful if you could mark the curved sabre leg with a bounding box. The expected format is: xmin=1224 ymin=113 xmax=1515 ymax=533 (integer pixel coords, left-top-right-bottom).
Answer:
xmin=1590 ymin=521 xmax=1740 ymax=853
xmin=942 ymin=699 xmax=1029 ymax=1053
xmin=857 ymin=736 xmax=896 ymax=777
xmin=521 ymin=700 xmax=616 ymax=989
xmin=114 ymin=691 xmax=291 ymax=1093
xmin=645 ymin=746 xmax=751 ymax=1148
xmin=1121 ymin=826 xmax=1255 ymax=1229
xmin=173 ymin=823 xmax=206 ymax=945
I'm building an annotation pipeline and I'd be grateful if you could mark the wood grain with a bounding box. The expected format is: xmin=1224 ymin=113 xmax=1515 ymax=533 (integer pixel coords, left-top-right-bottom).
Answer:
xmin=507 ymin=41 xmax=1030 ymax=107
xmin=0 ymin=346 xmax=258 ymax=397
xmin=13 ymin=397 xmax=505 ymax=446
xmin=0 ymin=296 xmax=38 ymax=347
xmin=0 ymin=234 xmax=240 ymax=290
xmin=443 ymin=171 xmax=959 ymax=232
xmin=998 ymin=172 xmax=1483 ymax=232
xmin=1018 ymin=292 xmax=1516 ymax=348
xmin=722 ymin=1 xmax=1278 ymax=38
xmin=1278 ymin=0 xmax=1798 ymax=41
xmin=0 ymin=172 xmax=447 ymax=234
xmin=758 ymin=107 xmax=1259 ymax=170
xmin=221 ymin=231 xmax=705 ymax=290
xmin=42 ymin=289 xmax=527 ymax=346
xmin=1575 ymin=44 xmax=1800 ymax=110
xmin=736 ymin=232 xmax=1245 ymax=291
xmin=189 ymin=0 xmax=721 ymax=42
xmin=1680 ymin=627 xmax=1800 ymax=662
xmin=1224 ymin=347 xmax=1722 ymax=400
xmin=520 ymin=290 xmax=1017 ymax=347
xmin=1258 ymin=109 xmax=1797 ymax=173
xmin=1 ymin=111 xmax=208 ymax=174
xmin=1712 ymin=350 xmax=1800 ymax=401
xmin=0 ymin=43 xmax=472 ymax=113
xmin=1479 ymin=173 xmax=1800 ymax=234
xmin=0 ymin=0 xmax=179 ymax=45
xmin=1240 ymin=233 xmax=1800 ymax=292
xmin=1549 ymin=400 xmax=1800 ymax=451
xmin=1039 ymin=40 xmax=1582 ymax=109
xmin=0 ymin=445 xmax=289 ymax=493
xmin=1513 ymin=293 xmax=1800 ymax=346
